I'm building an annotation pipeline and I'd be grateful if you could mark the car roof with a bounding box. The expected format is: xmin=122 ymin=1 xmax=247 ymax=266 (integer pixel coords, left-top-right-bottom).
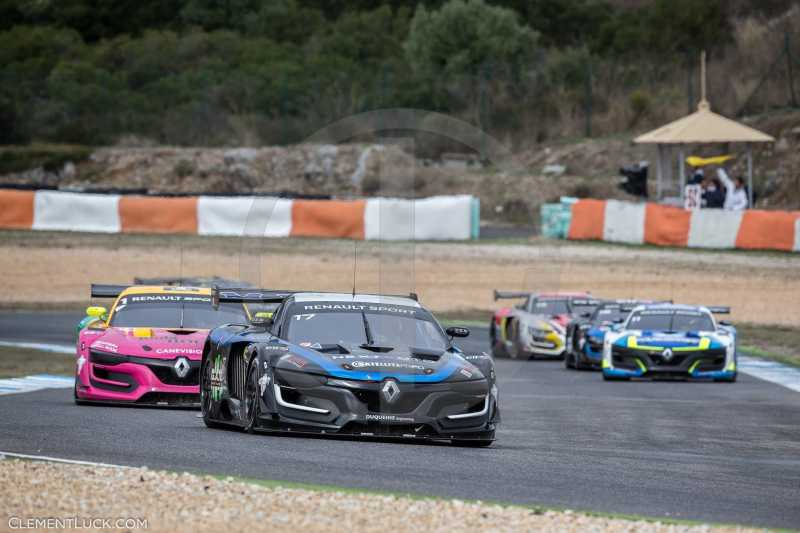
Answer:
xmin=118 ymin=285 xmax=213 ymax=297
xmin=289 ymin=292 xmax=422 ymax=308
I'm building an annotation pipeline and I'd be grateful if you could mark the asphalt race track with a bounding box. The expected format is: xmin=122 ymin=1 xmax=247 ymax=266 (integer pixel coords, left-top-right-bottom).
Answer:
xmin=0 ymin=311 xmax=799 ymax=528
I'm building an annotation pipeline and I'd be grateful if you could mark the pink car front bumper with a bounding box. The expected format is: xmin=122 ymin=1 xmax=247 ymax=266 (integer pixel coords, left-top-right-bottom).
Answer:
xmin=75 ymin=357 xmax=200 ymax=407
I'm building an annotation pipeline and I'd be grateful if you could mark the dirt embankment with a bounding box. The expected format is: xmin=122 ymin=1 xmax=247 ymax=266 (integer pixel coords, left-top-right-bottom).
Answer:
xmin=0 ymin=231 xmax=798 ymax=326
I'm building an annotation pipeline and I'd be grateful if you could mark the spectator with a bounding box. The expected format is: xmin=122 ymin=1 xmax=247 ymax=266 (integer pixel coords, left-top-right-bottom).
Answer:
xmin=702 ymin=176 xmax=725 ymax=208
xmin=688 ymin=167 xmax=704 ymax=185
xmin=716 ymin=167 xmax=748 ymax=210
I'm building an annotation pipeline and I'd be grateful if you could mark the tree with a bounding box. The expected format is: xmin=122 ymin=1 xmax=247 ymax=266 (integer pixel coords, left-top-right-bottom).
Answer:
xmin=404 ymin=0 xmax=538 ymax=79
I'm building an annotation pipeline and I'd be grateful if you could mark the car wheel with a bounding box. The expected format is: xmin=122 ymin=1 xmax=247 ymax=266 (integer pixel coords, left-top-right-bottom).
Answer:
xmin=508 ymin=321 xmax=527 ymax=360
xmin=73 ymin=380 xmax=88 ymax=405
xmin=489 ymin=320 xmax=505 ymax=358
xmin=243 ymin=359 xmax=261 ymax=434
xmin=200 ymin=358 xmax=224 ymax=429
xmin=564 ymin=350 xmax=574 ymax=369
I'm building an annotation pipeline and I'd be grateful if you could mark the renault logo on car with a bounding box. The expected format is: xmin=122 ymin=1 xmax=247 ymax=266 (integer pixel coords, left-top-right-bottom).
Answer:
xmin=381 ymin=379 xmax=400 ymax=404
xmin=173 ymin=357 xmax=191 ymax=379
xmin=661 ymin=348 xmax=674 ymax=362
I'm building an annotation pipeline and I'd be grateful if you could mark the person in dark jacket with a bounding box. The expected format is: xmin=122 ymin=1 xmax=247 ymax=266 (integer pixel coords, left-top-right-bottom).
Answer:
xmin=702 ymin=177 xmax=725 ymax=208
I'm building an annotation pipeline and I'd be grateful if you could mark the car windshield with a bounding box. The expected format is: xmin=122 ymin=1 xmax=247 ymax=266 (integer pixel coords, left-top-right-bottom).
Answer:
xmin=593 ymin=307 xmax=628 ymax=323
xmin=285 ymin=311 xmax=448 ymax=351
xmin=626 ymin=310 xmax=714 ymax=332
xmin=571 ymin=301 xmax=599 ymax=316
xmin=529 ymin=299 xmax=569 ymax=315
xmin=110 ymin=298 xmax=246 ymax=329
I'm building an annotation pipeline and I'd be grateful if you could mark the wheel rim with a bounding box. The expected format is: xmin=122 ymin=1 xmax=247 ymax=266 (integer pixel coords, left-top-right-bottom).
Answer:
xmin=244 ymin=366 xmax=258 ymax=427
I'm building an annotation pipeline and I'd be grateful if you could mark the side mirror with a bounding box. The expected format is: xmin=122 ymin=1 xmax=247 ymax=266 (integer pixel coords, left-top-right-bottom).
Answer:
xmin=86 ymin=306 xmax=107 ymax=318
xmin=580 ymin=312 xmax=592 ymax=318
xmin=719 ymin=320 xmax=732 ymax=326
xmin=446 ymin=326 xmax=470 ymax=338
xmin=613 ymin=318 xmax=625 ymax=324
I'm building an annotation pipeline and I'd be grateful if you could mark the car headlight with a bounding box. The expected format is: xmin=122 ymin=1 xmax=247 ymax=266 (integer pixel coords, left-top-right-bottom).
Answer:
xmin=528 ymin=326 xmax=550 ymax=337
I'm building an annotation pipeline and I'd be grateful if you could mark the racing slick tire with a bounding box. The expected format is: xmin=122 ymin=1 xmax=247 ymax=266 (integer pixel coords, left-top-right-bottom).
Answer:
xmin=243 ymin=358 xmax=261 ymax=434
xmin=200 ymin=357 xmax=225 ymax=429
xmin=564 ymin=350 xmax=575 ymax=369
xmin=490 ymin=319 xmax=506 ymax=358
xmin=508 ymin=321 xmax=529 ymax=360
xmin=73 ymin=381 xmax=89 ymax=405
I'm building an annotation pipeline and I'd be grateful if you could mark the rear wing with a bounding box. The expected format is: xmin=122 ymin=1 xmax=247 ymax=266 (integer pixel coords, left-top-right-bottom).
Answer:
xmin=706 ymin=306 xmax=731 ymax=314
xmin=212 ymin=288 xmax=421 ymax=307
xmin=494 ymin=290 xmax=531 ymax=301
xmin=212 ymin=288 xmax=295 ymax=306
xmin=133 ymin=276 xmax=252 ymax=289
xmin=90 ymin=284 xmax=129 ymax=298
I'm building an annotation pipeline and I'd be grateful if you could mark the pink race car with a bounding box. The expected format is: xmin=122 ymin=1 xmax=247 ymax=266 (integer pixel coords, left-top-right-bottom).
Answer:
xmin=75 ymin=284 xmax=250 ymax=407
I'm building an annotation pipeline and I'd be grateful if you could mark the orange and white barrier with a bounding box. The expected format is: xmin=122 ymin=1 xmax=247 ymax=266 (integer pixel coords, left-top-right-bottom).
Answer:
xmin=568 ymin=198 xmax=800 ymax=252
xmin=0 ymin=190 xmax=478 ymax=241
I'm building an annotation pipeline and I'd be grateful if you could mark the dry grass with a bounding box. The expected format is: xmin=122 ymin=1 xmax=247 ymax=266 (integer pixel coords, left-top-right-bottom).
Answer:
xmin=0 ymin=346 xmax=74 ymax=378
xmin=1 ymin=231 xmax=798 ymax=326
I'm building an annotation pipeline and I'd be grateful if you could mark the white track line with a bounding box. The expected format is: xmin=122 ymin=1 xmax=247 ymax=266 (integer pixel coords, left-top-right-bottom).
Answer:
xmin=0 ymin=340 xmax=73 ymax=354
xmin=0 ymin=451 xmax=131 ymax=469
xmin=0 ymin=374 xmax=74 ymax=396
xmin=738 ymin=356 xmax=800 ymax=393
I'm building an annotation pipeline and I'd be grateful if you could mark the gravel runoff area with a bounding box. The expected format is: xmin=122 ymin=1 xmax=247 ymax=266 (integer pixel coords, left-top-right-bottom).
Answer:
xmin=1 ymin=230 xmax=799 ymax=325
xmin=0 ymin=458 xmax=759 ymax=533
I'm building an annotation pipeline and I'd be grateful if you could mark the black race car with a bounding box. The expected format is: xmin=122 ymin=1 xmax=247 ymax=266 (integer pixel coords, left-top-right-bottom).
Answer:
xmin=200 ymin=289 xmax=500 ymax=446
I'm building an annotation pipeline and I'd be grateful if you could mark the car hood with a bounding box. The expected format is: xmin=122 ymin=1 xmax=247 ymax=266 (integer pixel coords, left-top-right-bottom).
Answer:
xmin=613 ymin=330 xmax=726 ymax=350
xmin=84 ymin=327 xmax=208 ymax=360
xmin=275 ymin=344 xmax=483 ymax=383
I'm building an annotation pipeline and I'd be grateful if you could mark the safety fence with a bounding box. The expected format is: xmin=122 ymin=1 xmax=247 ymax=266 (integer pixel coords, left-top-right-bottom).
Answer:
xmin=0 ymin=189 xmax=480 ymax=241
xmin=548 ymin=198 xmax=800 ymax=252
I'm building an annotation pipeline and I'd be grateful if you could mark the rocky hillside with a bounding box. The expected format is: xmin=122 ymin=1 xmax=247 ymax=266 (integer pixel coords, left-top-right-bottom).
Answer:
xmin=1 ymin=110 xmax=798 ymax=225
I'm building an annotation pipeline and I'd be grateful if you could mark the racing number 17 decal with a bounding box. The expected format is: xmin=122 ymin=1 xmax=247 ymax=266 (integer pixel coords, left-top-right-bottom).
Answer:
xmin=210 ymin=354 xmax=225 ymax=401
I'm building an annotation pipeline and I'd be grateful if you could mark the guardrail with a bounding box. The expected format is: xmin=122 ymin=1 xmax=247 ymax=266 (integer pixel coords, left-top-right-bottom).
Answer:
xmin=0 ymin=189 xmax=479 ymax=241
xmin=543 ymin=198 xmax=800 ymax=252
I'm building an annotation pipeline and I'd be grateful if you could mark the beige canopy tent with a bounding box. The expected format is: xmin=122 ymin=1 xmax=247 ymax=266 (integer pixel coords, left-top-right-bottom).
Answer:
xmin=634 ymin=53 xmax=774 ymax=206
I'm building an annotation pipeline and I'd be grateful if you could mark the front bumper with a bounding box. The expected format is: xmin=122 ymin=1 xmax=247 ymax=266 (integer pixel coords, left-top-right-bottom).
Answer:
xmin=576 ymin=341 xmax=603 ymax=367
xmin=525 ymin=332 xmax=565 ymax=356
xmin=75 ymin=350 xmax=200 ymax=406
xmin=255 ymin=370 xmax=498 ymax=441
xmin=602 ymin=347 xmax=735 ymax=380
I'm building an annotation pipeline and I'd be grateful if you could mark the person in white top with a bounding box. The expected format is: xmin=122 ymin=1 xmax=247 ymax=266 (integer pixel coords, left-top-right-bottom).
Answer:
xmin=716 ymin=167 xmax=749 ymax=210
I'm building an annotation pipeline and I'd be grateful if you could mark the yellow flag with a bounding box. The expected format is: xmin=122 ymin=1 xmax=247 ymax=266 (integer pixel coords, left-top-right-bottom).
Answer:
xmin=686 ymin=154 xmax=735 ymax=167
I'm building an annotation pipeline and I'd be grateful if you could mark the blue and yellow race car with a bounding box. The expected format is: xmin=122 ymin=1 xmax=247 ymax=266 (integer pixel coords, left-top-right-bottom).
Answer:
xmin=601 ymin=304 xmax=737 ymax=382
xmin=564 ymin=301 xmax=634 ymax=370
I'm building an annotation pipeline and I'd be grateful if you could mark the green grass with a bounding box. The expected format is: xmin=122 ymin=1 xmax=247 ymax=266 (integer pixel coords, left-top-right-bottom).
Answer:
xmin=736 ymin=322 xmax=800 ymax=368
xmin=0 ymin=346 xmax=74 ymax=378
xmin=741 ymin=346 xmax=800 ymax=368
